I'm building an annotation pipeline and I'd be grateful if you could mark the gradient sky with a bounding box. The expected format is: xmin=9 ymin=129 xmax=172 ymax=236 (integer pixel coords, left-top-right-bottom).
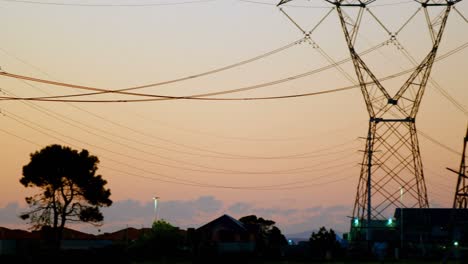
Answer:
xmin=0 ymin=0 xmax=467 ymax=235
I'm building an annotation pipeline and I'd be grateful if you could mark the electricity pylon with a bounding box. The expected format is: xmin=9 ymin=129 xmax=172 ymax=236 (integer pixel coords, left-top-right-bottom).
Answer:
xmin=448 ymin=126 xmax=468 ymax=208
xmin=278 ymin=0 xmax=462 ymax=221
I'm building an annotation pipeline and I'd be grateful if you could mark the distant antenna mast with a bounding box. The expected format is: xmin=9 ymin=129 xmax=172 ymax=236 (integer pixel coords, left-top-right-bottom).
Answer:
xmin=448 ymin=125 xmax=468 ymax=208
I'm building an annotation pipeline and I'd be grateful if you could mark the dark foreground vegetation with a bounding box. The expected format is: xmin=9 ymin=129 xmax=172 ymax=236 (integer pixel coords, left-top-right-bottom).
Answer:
xmin=3 ymin=145 xmax=465 ymax=263
xmin=1 ymin=221 xmax=465 ymax=264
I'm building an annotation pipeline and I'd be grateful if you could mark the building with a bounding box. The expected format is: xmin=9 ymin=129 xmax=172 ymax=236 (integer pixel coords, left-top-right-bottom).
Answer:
xmin=194 ymin=214 xmax=256 ymax=256
xmin=347 ymin=208 xmax=468 ymax=258
xmin=396 ymin=208 xmax=468 ymax=256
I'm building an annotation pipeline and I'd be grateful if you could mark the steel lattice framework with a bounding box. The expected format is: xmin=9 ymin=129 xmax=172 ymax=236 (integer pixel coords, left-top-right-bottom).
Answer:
xmin=448 ymin=126 xmax=468 ymax=208
xmin=278 ymin=0 xmax=463 ymax=220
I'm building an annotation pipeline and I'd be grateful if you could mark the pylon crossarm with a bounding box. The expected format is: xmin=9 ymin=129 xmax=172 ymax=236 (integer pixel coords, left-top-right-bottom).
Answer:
xmin=414 ymin=0 xmax=463 ymax=6
xmin=277 ymin=0 xmax=377 ymax=6
xmin=277 ymin=0 xmax=294 ymax=6
xmin=323 ymin=0 xmax=378 ymax=6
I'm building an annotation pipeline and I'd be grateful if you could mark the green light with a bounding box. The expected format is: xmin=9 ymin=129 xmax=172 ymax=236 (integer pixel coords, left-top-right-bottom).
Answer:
xmin=353 ymin=218 xmax=359 ymax=227
xmin=454 ymin=241 xmax=459 ymax=247
xmin=387 ymin=218 xmax=393 ymax=226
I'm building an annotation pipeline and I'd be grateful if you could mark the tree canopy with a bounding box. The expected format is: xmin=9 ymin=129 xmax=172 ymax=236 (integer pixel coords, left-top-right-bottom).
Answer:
xmin=309 ymin=227 xmax=342 ymax=259
xmin=239 ymin=215 xmax=287 ymax=257
xmin=129 ymin=220 xmax=183 ymax=260
xmin=20 ymin=144 xmax=112 ymax=246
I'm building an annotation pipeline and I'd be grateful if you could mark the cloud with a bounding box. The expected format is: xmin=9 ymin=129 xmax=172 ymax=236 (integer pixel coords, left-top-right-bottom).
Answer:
xmin=283 ymin=205 xmax=351 ymax=235
xmin=227 ymin=202 xmax=252 ymax=214
xmin=98 ymin=197 xmax=352 ymax=235
xmin=0 ymin=202 xmax=29 ymax=230
xmin=0 ymin=197 xmax=353 ymax=236
xmin=224 ymin=201 xmax=350 ymax=235
xmin=96 ymin=195 xmax=224 ymax=233
xmin=0 ymin=203 xmax=23 ymax=223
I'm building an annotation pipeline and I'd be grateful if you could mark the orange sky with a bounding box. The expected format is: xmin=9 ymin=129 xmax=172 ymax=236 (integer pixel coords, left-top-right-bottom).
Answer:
xmin=0 ymin=0 xmax=467 ymax=235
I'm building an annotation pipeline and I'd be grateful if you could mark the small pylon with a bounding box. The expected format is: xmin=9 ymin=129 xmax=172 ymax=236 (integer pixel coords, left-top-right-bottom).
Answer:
xmin=448 ymin=125 xmax=468 ymax=209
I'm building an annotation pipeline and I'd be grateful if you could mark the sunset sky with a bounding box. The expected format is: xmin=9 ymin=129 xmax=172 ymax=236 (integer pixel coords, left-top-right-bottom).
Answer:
xmin=0 ymin=0 xmax=467 ymax=235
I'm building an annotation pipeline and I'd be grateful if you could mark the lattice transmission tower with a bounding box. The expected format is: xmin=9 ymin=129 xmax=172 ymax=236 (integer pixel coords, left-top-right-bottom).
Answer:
xmin=448 ymin=126 xmax=468 ymax=208
xmin=278 ymin=0 xmax=463 ymax=221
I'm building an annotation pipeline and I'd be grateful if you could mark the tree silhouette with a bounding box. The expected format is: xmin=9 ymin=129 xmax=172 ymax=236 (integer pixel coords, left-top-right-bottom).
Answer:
xmin=239 ymin=215 xmax=287 ymax=257
xmin=309 ymin=227 xmax=341 ymax=260
xmin=129 ymin=220 xmax=183 ymax=260
xmin=19 ymin=144 xmax=112 ymax=248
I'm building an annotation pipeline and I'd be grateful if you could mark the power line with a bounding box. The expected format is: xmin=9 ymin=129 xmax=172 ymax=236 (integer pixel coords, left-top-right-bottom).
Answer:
xmin=0 ymin=40 xmax=387 ymax=99
xmin=102 ymin=162 xmax=358 ymax=190
xmin=0 ymin=42 xmax=362 ymax=159
xmin=0 ymin=127 xmax=42 ymax=147
xmin=2 ymin=68 xmax=362 ymax=162
xmin=4 ymin=86 xmax=360 ymax=161
xmin=129 ymin=112 xmax=358 ymax=142
xmin=238 ymin=0 xmax=413 ymax=8
xmin=239 ymin=0 xmax=330 ymax=8
xmin=418 ymin=130 xmax=462 ymax=156
xmin=1 ymin=40 xmax=466 ymax=102
xmin=0 ymin=0 xmax=216 ymax=7
xmin=2 ymin=107 xmax=360 ymax=175
xmin=0 ymin=117 xmax=359 ymax=190
xmin=0 ymin=36 xmax=358 ymax=144
xmin=0 ymin=37 xmax=303 ymax=98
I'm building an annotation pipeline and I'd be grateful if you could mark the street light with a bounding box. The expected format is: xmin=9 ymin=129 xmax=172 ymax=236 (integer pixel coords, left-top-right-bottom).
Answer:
xmin=153 ymin=196 xmax=160 ymax=223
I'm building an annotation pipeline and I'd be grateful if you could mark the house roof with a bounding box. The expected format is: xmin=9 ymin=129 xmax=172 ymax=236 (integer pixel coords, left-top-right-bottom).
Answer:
xmin=97 ymin=227 xmax=151 ymax=241
xmin=197 ymin=214 xmax=247 ymax=232
xmin=61 ymin=227 xmax=96 ymax=240
xmin=0 ymin=227 xmax=39 ymax=240
xmin=0 ymin=226 xmax=152 ymax=241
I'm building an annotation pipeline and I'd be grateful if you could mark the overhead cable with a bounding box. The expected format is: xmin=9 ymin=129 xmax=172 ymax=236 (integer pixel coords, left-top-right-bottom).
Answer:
xmin=5 ymin=88 xmax=360 ymax=161
xmin=2 ymin=39 xmax=467 ymax=103
xmin=2 ymin=39 xmax=466 ymax=103
xmin=239 ymin=0 xmax=413 ymax=8
xmin=3 ymin=108 xmax=361 ymax=175
xmin=0 ymin=41 xmax=388 ymax=101
xmin=0 ymin=37 xmax=302 ymax=98
xmin=0 ymin=119 xmax=359 ymax=190
xmin=0 ymin=40 xmax=386 ymax=99
xmin=0 ymin=0 xmax=216 ymax=7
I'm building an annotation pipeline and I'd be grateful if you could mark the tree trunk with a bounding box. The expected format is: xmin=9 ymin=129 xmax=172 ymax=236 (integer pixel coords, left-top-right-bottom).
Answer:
xmin=52 ymin=192 xmax=60 ymax=250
